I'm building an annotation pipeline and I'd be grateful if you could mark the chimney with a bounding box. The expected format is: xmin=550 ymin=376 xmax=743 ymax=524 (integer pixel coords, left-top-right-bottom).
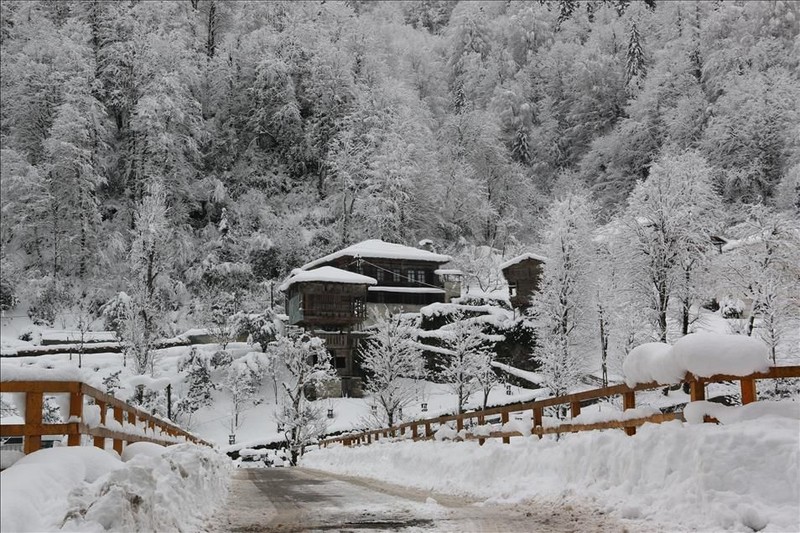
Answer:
xmin=418 ymin=239 xmax=435 ymax=253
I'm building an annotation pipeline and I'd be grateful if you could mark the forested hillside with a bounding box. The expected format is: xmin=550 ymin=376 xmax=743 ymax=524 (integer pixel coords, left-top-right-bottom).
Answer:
xmin=1 ymin=0 xmax=798 ymax=337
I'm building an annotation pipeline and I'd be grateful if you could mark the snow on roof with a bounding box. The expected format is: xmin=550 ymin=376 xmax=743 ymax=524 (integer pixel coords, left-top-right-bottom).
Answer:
xmin=434 ymin=269 xmax=462 ymax=276
xmin=499 ymin=252 xmax=547 ymax=271
xmin=279 ymin=266 xmax=377 ymax=292
xmin=301 ymin=239 xmax=452 ymax=271
xmin=367 ymin=286 xmax=445 ymax=294
xmin=491 ymin=361 xmax=548 ymax=386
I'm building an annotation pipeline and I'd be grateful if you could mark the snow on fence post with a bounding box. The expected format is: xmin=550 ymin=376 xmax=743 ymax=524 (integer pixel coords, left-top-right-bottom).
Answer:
xmin=113 ymin=406 xmax=124 ymax=454
xmin=501 ymin=411 xmax=510 ymax=444
xmin=533 ymin=407 xmax=543 ymax=439
xmin=24 ymin=390 xmax=43 ymax=454
xmin=740 ymin=378 xmax=757 ymax=404
xmin=68 ymin=389 xmax=83 ymax=446
xmin=623 ymin=391 xmax=636 ymax=436
xmin=94 ymin=399 xmax=106 ymax=449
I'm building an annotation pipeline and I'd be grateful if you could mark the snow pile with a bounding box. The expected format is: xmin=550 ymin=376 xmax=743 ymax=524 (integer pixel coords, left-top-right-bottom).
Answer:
xmin=622 ymin=342 xmax=684 ymax=387
xmin=304 ymin=412 xmax=800 ymax=532
xmin=279 ymin=266 xmax=377 ymax=291
xmin=683 ymin=400 xmax=800 ymax=425
xmin=0 ymin=364 xmax=89 ymax=383
xmin=672 ymin=332 xmax=770 ymax=378
xmin=0 ymin=444 xmax=230 ymax=533
xmin=623 ymin=333 xmax=771 ymax=387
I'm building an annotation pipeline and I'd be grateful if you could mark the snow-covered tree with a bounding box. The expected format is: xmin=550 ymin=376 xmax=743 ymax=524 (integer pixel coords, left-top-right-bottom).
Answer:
xmin=621 ymin=151 xmax=722 ymax=342
xmin=176 ymin=347 xmax=215 ymax=425
xmin=269 ymin=334 xmax=337 ymax=465
xmin=360 ymin=313 xmax=425 ymax=427
xmin=436 ymin=311 xmax=494 ymax=414
xmin=125 ymin=179 xmax=173 ymax=376
xmin=714 ymin=206 xmax=800 ymax=366
xmin=529 ymin=191 xmax=595 ymax=399
xmin=224 ymin=352 xmax=269 ymax=435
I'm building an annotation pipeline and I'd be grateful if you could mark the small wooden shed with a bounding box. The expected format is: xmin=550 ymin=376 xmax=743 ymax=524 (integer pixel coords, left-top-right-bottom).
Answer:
xmin=500 ymin=253 xmax=547 ymax=309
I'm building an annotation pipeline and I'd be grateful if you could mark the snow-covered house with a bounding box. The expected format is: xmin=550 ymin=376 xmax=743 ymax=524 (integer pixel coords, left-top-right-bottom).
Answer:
xmin=500 ymin=253 xmax=546 ymax=309
xmin=280 ymin=239 xmax=456 ymax=396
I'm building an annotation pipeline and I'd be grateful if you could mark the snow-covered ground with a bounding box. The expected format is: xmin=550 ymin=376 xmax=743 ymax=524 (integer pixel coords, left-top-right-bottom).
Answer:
xmin=303 ymin=409 xmax=800 ymax=532
xmin=0 ymin=442 xmax=230 ymax=532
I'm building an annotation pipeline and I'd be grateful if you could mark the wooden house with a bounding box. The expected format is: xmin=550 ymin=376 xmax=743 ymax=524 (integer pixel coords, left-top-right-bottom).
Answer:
xmin=500 ymin=253 xmax=547 ymax=309
xmin=280 ymin=240 xmax=456 ymax=397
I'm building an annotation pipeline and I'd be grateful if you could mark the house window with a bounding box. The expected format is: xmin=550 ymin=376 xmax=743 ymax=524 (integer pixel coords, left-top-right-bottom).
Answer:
xmin=393 ymin=270 xmax=401 ymax=283
xmin=407 ymin=270 xmax=416 ymax=283
xmin=509 ymin=283 xmax=518 ymax=298
xmin=376 ymin=268 xmax=384 ymax=282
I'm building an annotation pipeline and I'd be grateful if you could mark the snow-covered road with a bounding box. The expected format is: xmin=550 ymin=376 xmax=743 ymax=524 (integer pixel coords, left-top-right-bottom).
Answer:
xmin=204 ymin=467 xmax=643 ymax=532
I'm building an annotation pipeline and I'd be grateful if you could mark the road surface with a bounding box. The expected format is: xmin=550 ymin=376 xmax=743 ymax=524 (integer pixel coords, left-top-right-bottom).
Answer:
xmin=204 ymin=467 xmax=651 ymax=532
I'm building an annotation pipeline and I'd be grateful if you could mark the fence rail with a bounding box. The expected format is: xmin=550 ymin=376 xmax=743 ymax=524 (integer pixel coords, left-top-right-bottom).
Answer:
xmin=320 ymin=365 xmax=800 ymax=448
xmin=0 ymin=380 xmax=212 ymax=454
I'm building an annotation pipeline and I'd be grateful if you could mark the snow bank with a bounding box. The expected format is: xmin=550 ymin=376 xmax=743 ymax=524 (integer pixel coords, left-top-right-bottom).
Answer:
xmin=492 ymin=361 xmax=547 ymax=386
xmin=623 ymin=333 xmax=771 ymax=387
xmin=0 ymin=444 xmax=230 ymax=533
xmin=304 ymin=414 xmax=800 ymax=532
xmin=683 ymin=400 xmax=800 ymax=425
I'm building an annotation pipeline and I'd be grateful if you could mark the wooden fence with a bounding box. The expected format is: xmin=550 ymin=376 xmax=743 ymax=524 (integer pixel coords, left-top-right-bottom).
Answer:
xmin=0 ymin=380 xmax=212 ymax=454
xmin=320 ymin=365 xmax=800 ymax=448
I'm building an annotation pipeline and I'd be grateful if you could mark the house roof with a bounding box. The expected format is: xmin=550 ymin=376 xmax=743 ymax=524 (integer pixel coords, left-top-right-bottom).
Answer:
xmin=279 ymin=266 xmax=377 ymax=292
xmin=499 ymin=252 xmax=547 ymax=271
xmin=300 ymin=239 xmax=452 ymax=271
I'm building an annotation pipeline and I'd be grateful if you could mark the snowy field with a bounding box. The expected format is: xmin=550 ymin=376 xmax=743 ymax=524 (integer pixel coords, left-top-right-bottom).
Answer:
xmin=0 ymin=442 xmax=230 ymax=533
xmin=303 ymin=411 xmax=800 ymax=532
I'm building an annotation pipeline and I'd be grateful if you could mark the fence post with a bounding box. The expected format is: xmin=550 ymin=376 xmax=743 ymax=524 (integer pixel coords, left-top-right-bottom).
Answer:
xmin=690 ymin=379 xmax=706 ymax=402
xmin=570 ymin=401 xmax=581 ymax=419
xmin=68 ymin=388 xmax=83 ymax=446
xmin=501 ymin=411 xmax=510 ymax=444
xmin=477 ymin=414 xmax=485 ymax=446
xmin=533 ymin=407 xmax=543 ymax=439
xmin=456 ymin=415 xmax=464 ymax=433
xmin=623 ymin=391 xmax=636 ymax=436
xmin=113 ymin=406 xmax=124 ymax=455
xmin=411 ymin=424 xmax=418 ymax=441
xmin=24 ymin=391 xmax=43 ymax=454
xmin=94 ymin=400 xmax=106 ymax=449
xmin=129 ymin=410 xmax=137 ymax=432
xmin=425 ymin=421 xmax=432 ymax=439
xmin=740 ymin=378 xmax=757 ymax=405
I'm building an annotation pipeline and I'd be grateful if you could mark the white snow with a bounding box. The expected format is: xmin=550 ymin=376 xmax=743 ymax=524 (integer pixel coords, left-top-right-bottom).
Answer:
xmin=499 ymin=252 xmax=548 ymax=271
xmin=622 ymin=342 xmax=685 ymax=388
xmin=368 ymin=286 xmax=445 ymax=294
xmin=623 ymin=333 xmax=772 ymax=387
xmin=304 ymin=413 xmax=800 ymax=532
xmin=279 ymin=266 xmax=377 ymax=292
xmin=491 ymin=361 xmax=547 ymax=386
xmin=0 ymin=364 xmax=89 ymax=382
xmin=683 ymin=400 xmax=800 ymax=425
xmin=672 ymin=332 xmax=771 ymax=378
xmin=0 ymin=444 xmax=230 ymax=532
xmin=433 ymin=269 xmax=462 ymax=276
xmin=300 ymin=239 xmax=452 ymax=271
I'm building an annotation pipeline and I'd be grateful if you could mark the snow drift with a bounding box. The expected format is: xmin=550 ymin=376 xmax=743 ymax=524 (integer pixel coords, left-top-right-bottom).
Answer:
xmin=0 ymin=444 xmax=230 ymax=532
xmin=303 ymin=412 xmax=799 ymax=532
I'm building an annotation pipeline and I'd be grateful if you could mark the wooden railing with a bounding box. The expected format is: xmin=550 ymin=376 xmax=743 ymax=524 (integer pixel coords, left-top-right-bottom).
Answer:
xmin=0 ymin=380 xmax=213 ymax=454
xmin=320 ymin=365 xmax=800 ymax=448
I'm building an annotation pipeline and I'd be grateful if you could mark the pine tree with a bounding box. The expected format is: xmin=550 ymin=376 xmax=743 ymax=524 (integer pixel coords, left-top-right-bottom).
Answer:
xmin=177 ymin=347 xmax=215 ymax=425
xmin=625 ymin=21 xmax=646 ymax=87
